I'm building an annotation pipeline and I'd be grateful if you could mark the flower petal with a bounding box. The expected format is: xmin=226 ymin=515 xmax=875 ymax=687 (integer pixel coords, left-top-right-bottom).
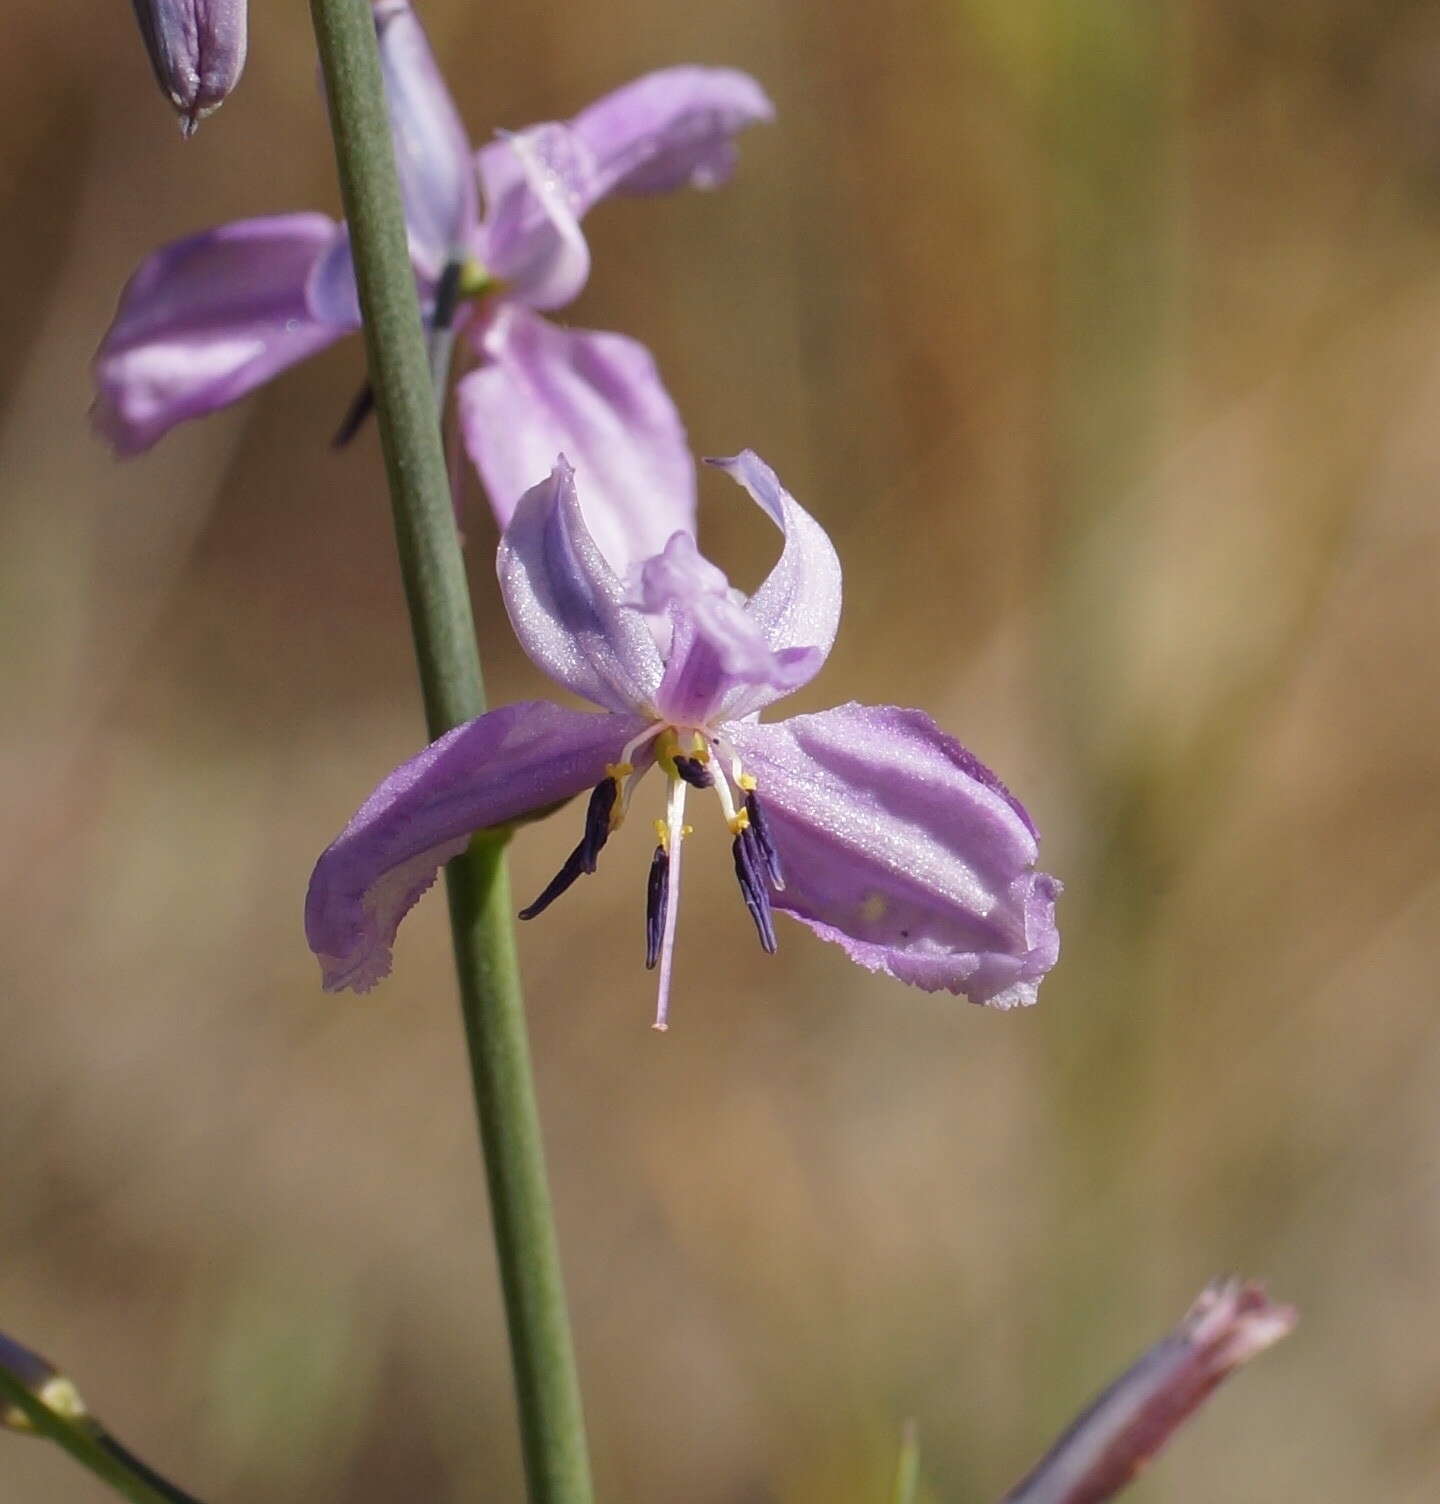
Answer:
xmin=496 ymin=455 xmax=667 ymax=714
xmin=472 ymin=67 xmax=771 ymax=310
xmin=630 ymin=530 xmax=819 ymax=727
xmin=570 ymin=66 xmax=775 ymax=198
xmin=727 ymin=704 xmax=1059 ymax=1007
xmin=705 ymin=451 xmax=843 ymax=716
xmin=307 ymin=2 xmax=476 ymax=325
xmin=475 ymin=125 xmax=592 ymax=309
xmin=374 ymin=0 xmax=477 ymax=274
xmin=92 ymin=213 xmax=345 ymax=455
xmin=306 ymin=700 xmax=645 ymax=992
xmin=462 ymin=303 xmax=696 ymax=571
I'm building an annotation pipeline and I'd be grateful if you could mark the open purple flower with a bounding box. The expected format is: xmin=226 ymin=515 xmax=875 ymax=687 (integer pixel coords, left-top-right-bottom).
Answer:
xmin=306 ymin=451 xmax=1060 ymax=1028
xmin=94 ymin=0 xmax=772 ymax=567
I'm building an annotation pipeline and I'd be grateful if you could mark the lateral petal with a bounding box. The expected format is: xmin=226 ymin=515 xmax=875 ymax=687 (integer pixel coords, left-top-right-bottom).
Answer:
xmin=306 ymin=701 xmax=645 ymax=993
xmin=92 ymin=213 xmax=344 ymax=455
xmin=570 ymin=66 xmax=774 ymax=199
xmin=728 ymin=704 xmax=1059 ymax=1008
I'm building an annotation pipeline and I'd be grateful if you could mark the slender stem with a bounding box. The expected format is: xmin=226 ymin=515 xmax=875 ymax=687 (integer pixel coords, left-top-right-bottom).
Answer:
xmin=306 ymin=3 xmax=593 ymax=1501
xmin=0 ymin=1370 xmax=203 ymax=1504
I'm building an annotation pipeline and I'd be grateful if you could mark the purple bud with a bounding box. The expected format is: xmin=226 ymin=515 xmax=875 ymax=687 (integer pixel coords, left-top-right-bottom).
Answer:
xmin=130 ymin=0 xmax=247 ymax=136
xmin=0 ymin=1332 xmax=88 ymax=1433
xmin=999 ymin=1280 xmax=1296 ymax=1504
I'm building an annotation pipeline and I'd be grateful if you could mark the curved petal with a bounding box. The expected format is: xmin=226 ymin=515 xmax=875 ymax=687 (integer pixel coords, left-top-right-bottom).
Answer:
xmin=705 ymin=451 xmax=843 ymax=717
xmin=497 ymin=456 xmax=667 ymax=714
xmin=728 ymin=705 xmax=1060 ymax=1008
xmin=629 ymin=530 xmax=820 ymax=727
xmin=461 ymin=303 xmax=695 ymax=571
xmin=374 ymin=0 xmax=477 ymax=274
xmin=306 ymin=700 xmax=644 ymax=992
xmin=475 ymin=125 xmax=592 ymax=309
xmin=570 ymin=66 xmax=775 ymax=199
xmin=92 ymin=213 xmax=345 ymax=455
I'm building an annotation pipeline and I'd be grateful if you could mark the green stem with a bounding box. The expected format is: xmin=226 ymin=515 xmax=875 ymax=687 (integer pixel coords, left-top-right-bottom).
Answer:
xmin=0 ymin=1370 xmax=202 ymax=1504
xmin=306 ymin=3 xmax=593 ymax=1501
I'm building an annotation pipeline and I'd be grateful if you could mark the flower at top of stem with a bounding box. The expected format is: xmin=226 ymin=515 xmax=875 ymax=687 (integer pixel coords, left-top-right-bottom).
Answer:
xmin=306 ymin=451 xmax=1061 ymax=1029
xmin=129 ymin=0 xmax=247 ymax=136
xmin=94 ymin=0 xmax=773 ymax=573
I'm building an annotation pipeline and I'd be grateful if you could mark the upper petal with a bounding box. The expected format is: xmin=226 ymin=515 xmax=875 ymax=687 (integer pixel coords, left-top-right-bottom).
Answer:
xmin=728 ymin=705 xmax=1060 ymax=1007
xmin=373 ymin=0 xmax=477 ymax=273
xmin=306 ymin=700 xmax=644 ymax=992
xmin=461 ymin=303 xmax=696 ymax=573
xmin=631 ymin=530 xmax=821 ymax=727
xmin=705 ymin=451 xmax=843 ymax=717
xmin=474 ymin=125 xmax=593 ymax=309
xmin=497 ymin=455 xmax=667 ymax=714
xmin=570 ymin=67 xmax=774 ymax=198
xmin=92 ymin=213 xmax=345 ymax=455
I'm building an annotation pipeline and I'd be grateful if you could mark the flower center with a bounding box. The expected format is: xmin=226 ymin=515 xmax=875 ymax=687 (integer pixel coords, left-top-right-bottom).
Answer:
xmin=517 ymin=718 xmax=785 ymax=1031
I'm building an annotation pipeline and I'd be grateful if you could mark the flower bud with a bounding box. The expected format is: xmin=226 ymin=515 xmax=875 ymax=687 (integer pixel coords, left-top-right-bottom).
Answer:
xmin=1000 ymin=1280 xmax=1296 ymax=1503
xmin=130 ymin=0 xmax=247 ymax=135
xmin=0 ymin=1332 xmax=88 ymax=1434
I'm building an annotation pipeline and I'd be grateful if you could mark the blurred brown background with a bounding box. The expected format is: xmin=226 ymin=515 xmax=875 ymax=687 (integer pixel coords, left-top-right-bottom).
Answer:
xmin=3 ymin=0 xmax=1439 ymax=1499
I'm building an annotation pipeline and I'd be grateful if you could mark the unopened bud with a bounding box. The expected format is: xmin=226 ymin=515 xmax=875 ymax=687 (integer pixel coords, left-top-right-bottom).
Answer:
xmin=130 ymin=0 xmax=248 ymax=136
xmin=0 ymin=1332 xmax=88 ymax=1434
xmin=1000 ymin=1279 xmax=1296 ymax=1504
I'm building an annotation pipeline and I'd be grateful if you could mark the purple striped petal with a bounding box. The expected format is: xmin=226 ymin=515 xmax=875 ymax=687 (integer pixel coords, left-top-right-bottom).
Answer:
xmin=374 ymin=0 xmax=477 ymax=272
xmin=306 ymin=701 xmax=644 ymax=993
xmin=496 ymin=456 xmax=667 ymax=714
xmin=461 ymin=302 xmax=695 ymax=571
xmin=92 ymin=213 xmax=345 ymax=455
xmin=728 ymin=704 xmax=1060 ymax=1007
xmin=472 ymin=67 xmax=771 ymax=310
xmin=475 ymin=126 xmax=592 ymax=309
xmin=570 ymin=66 xmax=774 ymax=198
xmin=307 ymin=1 xmax=477 ymax=325
xmin=705 ymin=451 xmax=842 ymax=718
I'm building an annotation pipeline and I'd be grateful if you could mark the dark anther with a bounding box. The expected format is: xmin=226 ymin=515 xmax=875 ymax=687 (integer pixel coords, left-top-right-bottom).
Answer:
xmin=579 ymin=777 xmax=618 ymax=872
xmin=518 ymin=778 xmax=617 ymax=920
xmin=431 ymin=258 xmax=465 ymax=334
xmin=331 ymin=383 xmax=375 ymax=448
xmin=333 ymin=260 xmax=466 ymax=451
xmin=744 ymin=792 xmax=784 ymax=889
xmin=732 ymin=827 xmax=778 ymax=955
xmin=645 ymin=845 xmax=670 ymax=969
xmin=673 ymin=755 xmax=713 ymax=789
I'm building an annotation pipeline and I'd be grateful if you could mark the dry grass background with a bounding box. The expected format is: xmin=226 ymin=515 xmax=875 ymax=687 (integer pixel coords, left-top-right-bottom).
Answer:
xmin=2 ymin=0 xmax=1439 ymax=1499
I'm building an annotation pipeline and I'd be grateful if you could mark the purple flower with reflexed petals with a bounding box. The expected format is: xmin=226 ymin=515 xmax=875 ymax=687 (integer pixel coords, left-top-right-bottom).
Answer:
xmin=93 ymin=0 xmax=772 ymax=568
xmin=306 ymin=451 xmax=1061 ymax=1029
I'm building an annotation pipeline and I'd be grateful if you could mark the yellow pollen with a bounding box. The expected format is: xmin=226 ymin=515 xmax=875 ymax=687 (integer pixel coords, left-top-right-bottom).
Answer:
xmin=738 ymin=772 xmax=758 ymax=792
xmin=457 ymin=259 xmax=495 ymax=297
xmin=605 ymin=761 xmax=634 ymax=781
xmin=728 ymin=809 xmax=751 ymax=837
xmin=654 ymin=818 xmax=669 ymax=852
xmin=681 ymin=824 xmax=694 ymax=838
xmin=689 ymin=733 xmax=711 ymax=761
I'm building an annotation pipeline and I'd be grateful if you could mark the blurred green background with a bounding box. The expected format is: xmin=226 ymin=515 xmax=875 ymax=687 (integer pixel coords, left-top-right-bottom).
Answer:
xmin=3 ymin=0 xmax=1439 ymax=1499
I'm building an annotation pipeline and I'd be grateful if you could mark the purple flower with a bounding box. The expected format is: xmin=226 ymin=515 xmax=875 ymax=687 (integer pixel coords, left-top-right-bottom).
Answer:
xmin=999 ymin=1280 xmax=1296 ymax=1504
xmin=130 ymin=0 xmax=247 ymax=135
xmin=306 ymin=451 xmax=1061 ymax=1029
xmin=94 ymin=0 xmax=772 ymax=568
